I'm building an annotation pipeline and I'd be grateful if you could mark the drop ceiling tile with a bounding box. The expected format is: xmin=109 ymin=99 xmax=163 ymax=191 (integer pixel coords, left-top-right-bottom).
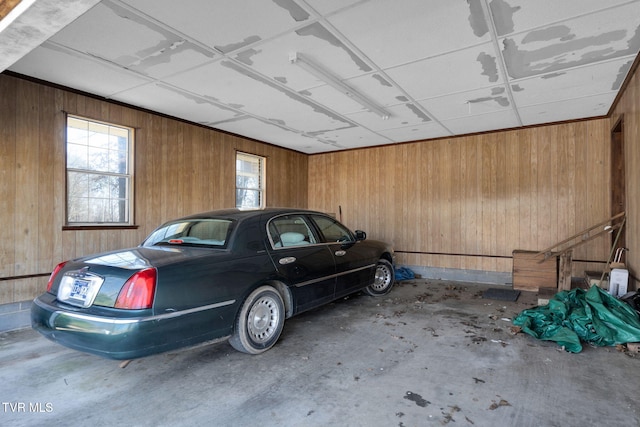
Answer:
xmin=327 ymin=0 xmax=491 ymax=68
xmin=342 ymin=73 xmax=410 ymax=108
xmin=519 ymin=93 xmax=616 ymax=126
xmin=501 ymin=0 xmax=638 ymax=35
xmin=501 ymin=2 xmax=640 ymax=80
xmin=9 ymin=44 xmax=151 ymax=97
xmin=121 ymin=0 xmax=308 ymax=50
xmin=419 ymin=85 xmax=513 ymax=121
xmin=440 ymin=109 xmax=520 ymax=135
xmin=307 ymin=124 xmax=392 ymax=150
xmin=376 ymin=121 xmax=450 ymax=143
xmin=386 ymin=43 xmax=503 ymax=100
xmin=48 ymin=2 xmax=216 ymax=79
xmin=346 ymin=103 xmax=432 ymax=131
xmin=303 ymin=0 xmax=362 ymax=16
xmin=112 ymin=83 xmax=240 ymax=124
xmin=212 ymin=116 xmax=322 ymax=152
xmin=512 ymin=57 xmax=634 ymax=107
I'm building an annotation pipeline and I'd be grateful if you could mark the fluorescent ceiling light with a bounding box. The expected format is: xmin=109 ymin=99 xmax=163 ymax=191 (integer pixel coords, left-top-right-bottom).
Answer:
xmin=290 ymin=52 xmax=390 ymax=120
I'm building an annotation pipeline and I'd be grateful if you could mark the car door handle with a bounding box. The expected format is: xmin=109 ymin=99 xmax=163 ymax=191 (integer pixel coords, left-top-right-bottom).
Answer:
xmin=279 ymin=257 xmax=296 ymax=265
xmin=335 ymin=250 xmax=346 ymax=257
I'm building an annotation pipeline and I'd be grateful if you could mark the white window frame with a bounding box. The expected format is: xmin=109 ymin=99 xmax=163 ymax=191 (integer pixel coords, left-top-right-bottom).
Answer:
xmin=235 ymin=152 xmax=265 ymax=209
xmin=65 ymin=115 xmax=134 ymax=227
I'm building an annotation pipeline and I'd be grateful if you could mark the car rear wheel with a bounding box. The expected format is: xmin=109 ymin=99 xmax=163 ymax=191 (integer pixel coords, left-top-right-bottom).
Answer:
xmin=229 ymin=286 xmax=285 ymax=354
xmin=364 ymin=259 xmax=395 ymax=296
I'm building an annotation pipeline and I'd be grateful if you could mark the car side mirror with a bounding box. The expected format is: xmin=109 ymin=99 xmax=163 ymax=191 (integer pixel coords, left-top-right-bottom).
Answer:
xmin=354 ymin=230 xmax=367 ymax=241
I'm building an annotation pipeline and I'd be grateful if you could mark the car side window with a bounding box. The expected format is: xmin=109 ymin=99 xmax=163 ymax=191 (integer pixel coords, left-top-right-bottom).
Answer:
xmin=311 ymin=215 xmax=354 ymax=243
xmin=268 ymin=215 xmax=317 ymax=248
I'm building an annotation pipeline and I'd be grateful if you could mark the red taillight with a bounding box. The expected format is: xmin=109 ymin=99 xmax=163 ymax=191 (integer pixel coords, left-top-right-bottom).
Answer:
xmin=115 ymin=268 xmax=157 ymax=310
xmin=47 ymin=261 xmax=68 ymax=292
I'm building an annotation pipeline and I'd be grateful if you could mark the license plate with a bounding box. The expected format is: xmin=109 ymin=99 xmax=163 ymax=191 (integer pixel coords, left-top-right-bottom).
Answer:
xmin=70 ymin=279 xmax=90 ymax=301
xmin=58 ymin=271 xmax=104 ymax=308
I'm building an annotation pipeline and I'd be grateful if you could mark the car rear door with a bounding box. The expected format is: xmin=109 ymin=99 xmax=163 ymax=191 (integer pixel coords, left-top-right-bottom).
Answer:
xmin=265 ymin=214 xmax=336 ymax=313
xmin=309 ymin=214 xmax=377 ymax=298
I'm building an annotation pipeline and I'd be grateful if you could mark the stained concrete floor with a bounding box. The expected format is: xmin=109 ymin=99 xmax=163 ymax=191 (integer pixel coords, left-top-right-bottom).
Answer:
xmin=1 ymin=279 xmax=639 ymax=427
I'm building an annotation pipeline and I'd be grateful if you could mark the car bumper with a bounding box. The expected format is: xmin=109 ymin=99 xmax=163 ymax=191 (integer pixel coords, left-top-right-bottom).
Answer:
xmin=31 ymin=293 xmax=235 ymax=359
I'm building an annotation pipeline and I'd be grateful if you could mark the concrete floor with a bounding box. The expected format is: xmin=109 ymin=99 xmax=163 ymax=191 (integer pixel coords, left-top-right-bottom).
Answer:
xmin=1 ymin=279 xmax=639 ymax=427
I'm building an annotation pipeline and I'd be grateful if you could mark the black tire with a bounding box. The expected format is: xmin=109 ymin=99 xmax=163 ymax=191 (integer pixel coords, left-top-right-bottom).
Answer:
xmin=364 ymin=259 xmax=395 ymax=296
xmin=229 ymin=286 xmax=285 ymax=354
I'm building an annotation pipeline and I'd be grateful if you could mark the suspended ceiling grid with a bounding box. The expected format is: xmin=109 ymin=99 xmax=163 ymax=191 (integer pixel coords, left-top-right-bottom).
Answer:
xmin=2 ymin=0 xmax=640 ymax=154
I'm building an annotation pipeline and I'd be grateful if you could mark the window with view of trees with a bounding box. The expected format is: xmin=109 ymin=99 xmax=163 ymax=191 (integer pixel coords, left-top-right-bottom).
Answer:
xmin=236 ymin=152 xmax=265 ymax=209
xmin=66 ymin=116 xmax=133 ymax=226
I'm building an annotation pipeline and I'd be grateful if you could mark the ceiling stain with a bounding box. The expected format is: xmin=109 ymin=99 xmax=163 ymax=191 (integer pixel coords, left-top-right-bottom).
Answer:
xmin=235 ymin=48 xmax=261 ymax=65
xmin=215 ymin=35 xmax=261 ymax=54
xmin=396 ymin=95 xmax=409 ymax=102
xmin=207 ymin=115 xmax=252 ymax=126
xmin=127 ymin=40 xmax=210 ymax=73
xmin=502 ymin=25 xmax=639 ymax=79
xmin=612 ymin=60 xmax=633 ymax=90
xmin=467 ymin=0 xmax=488 ymax=37
xmin=296 ymin=22 xmax=372 ymax=72
xmin=372 ymin=74 xmax=392 ymax=87
xmin=468 ymin=95 xmax=509 ymax=107
xmin=274 ymin=76 xmax=287 ymax=84
xmin=158 ymin=83 xmax=239 ymax=113
xmin=308 ymin=125 xmax=355 ymax=137
xmin=477 ymin=52 xmax=499 ymax=82
xmin=511 ymin=84 xmax=524 ymax=92
xmin=491 ymin=87 xmax=505 ymax=95
xmin=541 ymin=72 xmax=566 ymax=79
xmin=405 ymin=104 xmax=431 ymax=122
xmin=489 ymin=0 xmax=520 ymax=36
xmin=273 ymin=0 xmax=310 ymax=22
xmin=523 ymin=25 xmax=575 ymax=43
xmin=104 ymin=1 xmax=214 ymax=72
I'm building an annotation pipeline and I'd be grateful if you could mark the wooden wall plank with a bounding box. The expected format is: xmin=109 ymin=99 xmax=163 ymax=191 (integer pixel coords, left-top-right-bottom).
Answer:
xmin=0 ymin=72 xmax=17 ymax=281
xmin=14 ymin=79 xmax=40 ymax=277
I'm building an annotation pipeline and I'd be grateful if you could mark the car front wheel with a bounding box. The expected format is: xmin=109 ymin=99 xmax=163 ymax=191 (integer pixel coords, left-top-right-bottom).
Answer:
xmin=229 ymin=285 xmax=285 ymax=354
xmin=364 ymin=259 xmax=395 ymax=296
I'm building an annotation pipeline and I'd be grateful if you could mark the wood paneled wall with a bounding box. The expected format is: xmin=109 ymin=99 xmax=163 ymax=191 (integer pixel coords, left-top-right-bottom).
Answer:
xmin=0 ymin=74 xmax=308 ymax=304
xmin=2 ymin=66 xmax=631 ymax=305
xmin=308 ymin=120 xmax=612 ymax=276
xmin=611 ymin=61 xmax=640 ymax=281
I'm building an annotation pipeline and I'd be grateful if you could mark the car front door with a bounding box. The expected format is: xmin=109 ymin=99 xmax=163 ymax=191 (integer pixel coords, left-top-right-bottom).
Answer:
xmin=265 ymin=214 xmax=336 ymax=313
xmin=310 ymin=214 xmax=377 ymax=298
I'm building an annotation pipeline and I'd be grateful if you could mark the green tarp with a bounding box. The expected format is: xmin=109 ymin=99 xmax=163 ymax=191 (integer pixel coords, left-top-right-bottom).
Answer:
xmin=513 ymin=285 xmax=640 ymax=353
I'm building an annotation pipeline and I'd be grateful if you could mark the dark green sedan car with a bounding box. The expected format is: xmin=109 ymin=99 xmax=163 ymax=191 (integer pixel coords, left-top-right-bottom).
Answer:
xmin=32 ymin=208 xmax=395 ymax=360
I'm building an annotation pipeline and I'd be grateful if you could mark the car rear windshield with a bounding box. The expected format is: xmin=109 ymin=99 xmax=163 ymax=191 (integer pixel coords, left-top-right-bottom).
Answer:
xmin=142 ymin=219 xmax=233 ymax=248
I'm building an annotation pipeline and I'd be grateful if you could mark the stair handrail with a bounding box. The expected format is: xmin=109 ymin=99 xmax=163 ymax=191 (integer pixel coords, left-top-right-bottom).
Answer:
xmin=536 ymin=212 xmax=625 ymax=261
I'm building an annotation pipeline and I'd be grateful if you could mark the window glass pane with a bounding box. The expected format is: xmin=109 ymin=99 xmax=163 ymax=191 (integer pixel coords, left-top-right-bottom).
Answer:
xmin=236 ymin=189 xmax=261 ymax=209
xmin=236 ymin=152 xmax=264 ymax=208
xmin=66 ymin=115 xmax=133 ymax=225
xmin=141 ymin=220 xmax=231 ymax=247
xmin=312 ymin=215 xmax=353 ymax=243
xmin=67 ymin=143 xmax=88 ymax=169
xmin=268 ymin=215 xmax=316 ymax=247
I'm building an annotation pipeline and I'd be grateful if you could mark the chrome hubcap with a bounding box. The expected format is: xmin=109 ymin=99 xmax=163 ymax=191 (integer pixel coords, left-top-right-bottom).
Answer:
xmin=247 ymin=296 xmax=280 ymax=343
xmin=373 ymin=265 xmax=391 ymax=291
